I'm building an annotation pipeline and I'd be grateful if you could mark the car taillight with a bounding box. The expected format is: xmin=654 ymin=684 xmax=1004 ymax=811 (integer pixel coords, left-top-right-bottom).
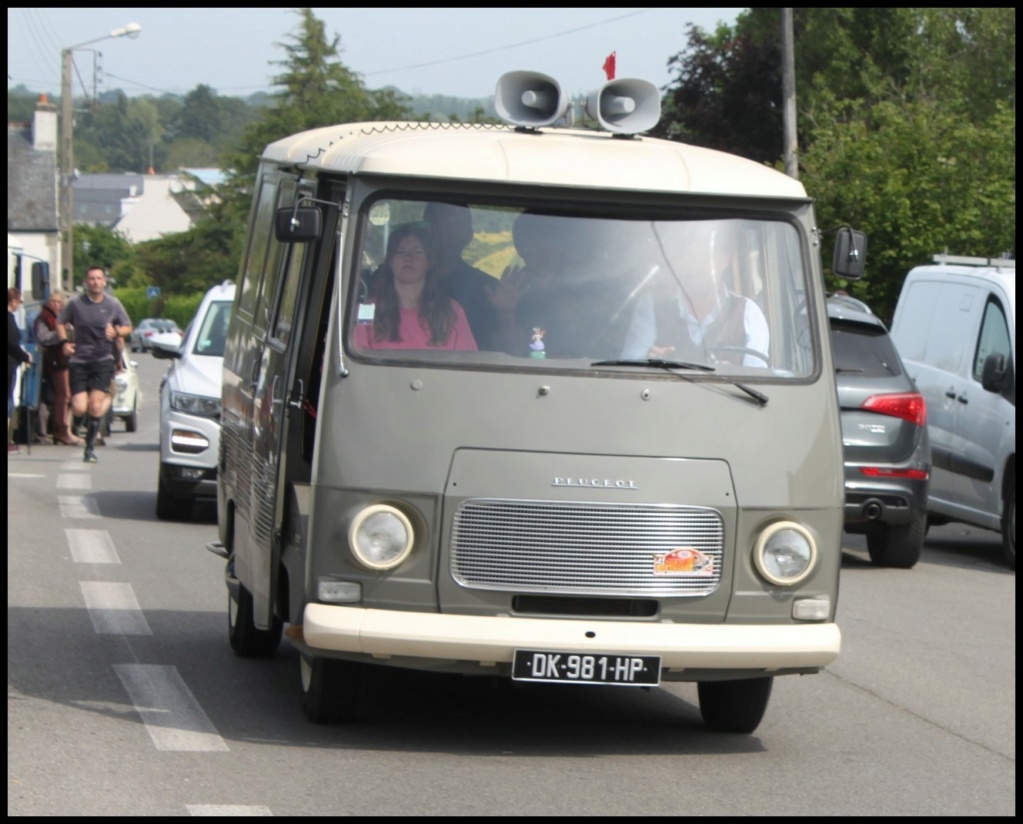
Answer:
xmin=859 ymin=466 xmax=929 ymax=479
xmin=861 ymin=392 xmax=926 ymax=427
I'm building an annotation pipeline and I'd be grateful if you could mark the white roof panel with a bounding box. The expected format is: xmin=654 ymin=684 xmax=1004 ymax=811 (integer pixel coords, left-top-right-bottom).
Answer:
xmin=262 ymin=122 xmax=807 ymax=199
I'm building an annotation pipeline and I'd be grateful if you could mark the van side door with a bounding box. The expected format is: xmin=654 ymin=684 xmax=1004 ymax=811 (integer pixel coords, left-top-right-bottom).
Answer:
xmin=893 ymin=278 xmax=982 ymax=510
xmin=953 ymin=292 xmax=1014 ymax=519
xmin=225 ymin=171 xmax=297 ymax=629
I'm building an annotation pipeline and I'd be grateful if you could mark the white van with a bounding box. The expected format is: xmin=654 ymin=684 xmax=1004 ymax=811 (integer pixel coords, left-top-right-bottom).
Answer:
xmin=889 ymin=255 xmax=1015 ymax=568
xmin=213 ymin=72 xmax=867 ymax=733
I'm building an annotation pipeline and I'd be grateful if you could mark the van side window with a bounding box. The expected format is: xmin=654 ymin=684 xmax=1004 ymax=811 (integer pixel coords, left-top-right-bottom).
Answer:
xmin=973 ymin=299 xmax=1011 ymax=382
xmin=271 ymin=243 xmax=307 ymax=347
xmin=238 ymin=180 xmax=278 ymax=319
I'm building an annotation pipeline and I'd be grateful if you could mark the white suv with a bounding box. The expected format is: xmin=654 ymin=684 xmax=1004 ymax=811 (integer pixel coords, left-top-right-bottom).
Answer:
xmin=151 ymin=281 xmax=235 ymax=520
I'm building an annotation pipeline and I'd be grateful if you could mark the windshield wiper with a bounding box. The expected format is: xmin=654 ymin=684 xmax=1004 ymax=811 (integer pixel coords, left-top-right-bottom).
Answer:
xmin=591 ymin=358 xmax=769 ymax=406
xmin=592 ymin=358 xmax=715 ymax=372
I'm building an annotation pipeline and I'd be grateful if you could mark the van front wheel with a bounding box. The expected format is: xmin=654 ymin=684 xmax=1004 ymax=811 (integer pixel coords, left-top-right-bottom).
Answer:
xmin=697 ymin=677 xmax=773 ymax=733
xmin=300 ymin=655 xmax=363 ymax=724
xmin=228 ymin=583 xmax=282 ymax=658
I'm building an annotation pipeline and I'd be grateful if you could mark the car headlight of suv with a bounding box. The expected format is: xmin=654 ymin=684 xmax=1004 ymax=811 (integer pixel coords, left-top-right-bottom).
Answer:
xmin=169 ymin=391 xmax=220 ymax=418
xmin=753 ymin=521 xmax=817 ymax=586
xmin=348 ymin=504 xmax=414 ymax=570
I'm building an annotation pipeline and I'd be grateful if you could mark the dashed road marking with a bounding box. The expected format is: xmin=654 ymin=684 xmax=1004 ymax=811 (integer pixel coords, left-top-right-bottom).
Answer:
xmin=114 ymin=665 xmax=230 ymax=752
xmin=187 ymin=805 xmax=273 ymax=816
xmin=66 ymin=529 xmax=121 ymax=564
xmin=58 ymin=473 xmax=92 ymax=490
xmin=79 ymin=581 xmax=152 ymax=635
xmin=59 ymin=495 xmax=101 ymax=519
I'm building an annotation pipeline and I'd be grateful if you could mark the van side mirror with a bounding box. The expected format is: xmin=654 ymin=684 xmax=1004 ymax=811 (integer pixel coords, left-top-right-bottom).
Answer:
xmin=31 ymin=261 xmax=50 ymax=300
xmin=981 ymin=352 xmax=1009 ymax=393
xmin=832 ymin=227 xmax=867 ymax=280
xmin=275 ymin=206 xmax=322 ymax=242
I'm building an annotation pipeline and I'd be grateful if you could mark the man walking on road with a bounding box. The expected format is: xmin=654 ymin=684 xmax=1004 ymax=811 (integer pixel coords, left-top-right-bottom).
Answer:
xmin=57 ymin=267 xmax=132 ymax=463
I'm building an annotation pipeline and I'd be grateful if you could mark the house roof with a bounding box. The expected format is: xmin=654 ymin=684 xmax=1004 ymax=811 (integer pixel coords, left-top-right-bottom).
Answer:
xmin=7 ymin=122 xmax=59 ymax=233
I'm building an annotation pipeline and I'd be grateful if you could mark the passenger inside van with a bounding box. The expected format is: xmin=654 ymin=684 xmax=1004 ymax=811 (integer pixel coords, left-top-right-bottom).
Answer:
xmin=353 ymin=223 xmax=478 ymax=351
xmin=620 ymin=222 xmax=770 ymax=367
xmin=423 ymin=202 xmax=497 ymax=350
xmin=492 ymin=212 xmax=650 ymax=360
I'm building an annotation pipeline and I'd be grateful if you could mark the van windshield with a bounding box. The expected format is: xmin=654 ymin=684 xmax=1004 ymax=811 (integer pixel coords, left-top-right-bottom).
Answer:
xmin=348 ymin=198 xmax=815 ymax=378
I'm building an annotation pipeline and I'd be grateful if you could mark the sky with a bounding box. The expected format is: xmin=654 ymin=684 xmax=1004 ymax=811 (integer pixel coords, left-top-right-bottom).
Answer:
xmin=8 ymin=8 xmax=743 ymax=101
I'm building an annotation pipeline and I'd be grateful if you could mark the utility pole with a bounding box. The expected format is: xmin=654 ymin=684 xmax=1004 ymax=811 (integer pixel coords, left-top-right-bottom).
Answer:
xmin=57 ymin=23 xmax=141 ymax=294
xmin=781 ymin=9 xmax=798 ymax=180
xmin=59 ymin=47 xmax=75 ymax=295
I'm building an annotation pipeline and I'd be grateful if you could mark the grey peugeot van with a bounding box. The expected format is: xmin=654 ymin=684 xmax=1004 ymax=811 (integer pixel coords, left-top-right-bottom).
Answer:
xmin=212 ymin=71 xmax=867 ymax=733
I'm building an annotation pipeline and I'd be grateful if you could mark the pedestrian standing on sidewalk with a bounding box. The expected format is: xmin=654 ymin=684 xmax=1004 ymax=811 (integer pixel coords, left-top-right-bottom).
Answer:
xmin=33 ymin=290 xmax=80 ymax=445
xmin=57 ymin=267 xmax=132 ymax=463
xmin=7 ymin=288 xmax=32 ymax=453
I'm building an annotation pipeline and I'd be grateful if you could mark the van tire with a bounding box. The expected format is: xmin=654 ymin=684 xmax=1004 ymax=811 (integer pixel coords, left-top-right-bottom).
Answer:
xmin=866 ymin=513 xmax=925 ymax=568
xmin=697 ymin=676 xmax=773 ymax=733
xmin=156 ymin=477 xmax=192 ymax=521
xmin=300 ymin=654 xmax=363 ymax=724
xmin=228 ymin=584 xmax=282 ymax=657
xmin=1002 ymin=477 xmax=1015 ymax=570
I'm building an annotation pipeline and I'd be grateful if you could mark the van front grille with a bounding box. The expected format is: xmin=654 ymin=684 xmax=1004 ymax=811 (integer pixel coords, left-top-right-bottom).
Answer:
xmin=451 ymin=499 xmax=724 ymax=597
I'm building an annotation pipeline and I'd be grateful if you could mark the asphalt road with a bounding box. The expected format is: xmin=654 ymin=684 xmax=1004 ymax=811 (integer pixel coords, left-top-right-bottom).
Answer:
xmin=7 ymin=354 xmax=1015 ymax=816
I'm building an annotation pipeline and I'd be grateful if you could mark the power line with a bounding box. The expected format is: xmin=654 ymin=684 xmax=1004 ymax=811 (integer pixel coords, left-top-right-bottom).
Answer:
xmin=363 ymin=9 xmax=653 ymax=78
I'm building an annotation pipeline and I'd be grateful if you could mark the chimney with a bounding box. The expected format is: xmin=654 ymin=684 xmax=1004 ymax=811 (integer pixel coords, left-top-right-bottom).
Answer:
xmin=33 ymin=93 xmax=58 ymax=152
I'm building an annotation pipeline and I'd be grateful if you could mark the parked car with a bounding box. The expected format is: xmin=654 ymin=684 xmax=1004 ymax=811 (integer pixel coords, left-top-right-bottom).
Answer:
xmin=107 ymin=344 xmax=142 ymax=433
xmin=828 ymin=295 xmax=931 ymax=568
xmin=888 ymin=256 xmax=1015 ymax=569
xmin=131 ymin=318 xmax=181 ymax=352
xmin=150 ymin=281 xmax=235 ymax=520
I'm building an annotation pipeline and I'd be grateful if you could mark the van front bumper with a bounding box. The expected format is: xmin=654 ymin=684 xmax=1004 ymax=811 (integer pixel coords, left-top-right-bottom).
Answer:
xmin=301 ymin=603 xmax=840 ymax=672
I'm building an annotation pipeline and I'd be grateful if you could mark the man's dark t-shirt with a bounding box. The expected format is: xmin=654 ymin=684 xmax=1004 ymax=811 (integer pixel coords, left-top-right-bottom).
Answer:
xmin=443 ymin=260 xmax=496 ymax=351
xmin=59 ymin=293 xmax=131 ymax=363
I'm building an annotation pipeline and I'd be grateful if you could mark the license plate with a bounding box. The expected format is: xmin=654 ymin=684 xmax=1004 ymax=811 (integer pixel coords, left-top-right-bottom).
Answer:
xmin=512 ymin=649 xmax=661 ymax=686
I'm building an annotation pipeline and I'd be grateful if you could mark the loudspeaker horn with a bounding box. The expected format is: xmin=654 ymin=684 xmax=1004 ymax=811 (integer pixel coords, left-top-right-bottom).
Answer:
xmin=585 ymin=78 xmax=662 ymax=134
xmin=495 ymin=71 xmax=570 ymax=128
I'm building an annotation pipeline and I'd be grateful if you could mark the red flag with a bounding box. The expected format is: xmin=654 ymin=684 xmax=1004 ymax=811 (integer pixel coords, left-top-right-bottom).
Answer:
xmin=602 ymin=51 xmax=616 ymax=81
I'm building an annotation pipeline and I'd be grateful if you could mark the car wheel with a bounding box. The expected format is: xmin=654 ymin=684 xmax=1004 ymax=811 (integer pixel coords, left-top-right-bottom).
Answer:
xmin=125 ymin=399 xmax=138 ymax=433
xmin=300 ymin=654 xmax=364 ymax=724
xmin=228 ymin=583 xmax=282 ymax=658
xmin=698 ymin=677 xmax=773 ymax=733
xmin=156 ymin=476 xmax=193 ymax=521
xmin=1002 ymin=476 xmax=1015 ymax=570
xmin=866 ymin=513 xmax=925 ymax=568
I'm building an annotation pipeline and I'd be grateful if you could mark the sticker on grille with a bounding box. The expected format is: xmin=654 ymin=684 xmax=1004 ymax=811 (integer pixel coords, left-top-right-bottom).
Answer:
xmin=451 ymin=499 xmax=724 ymax=597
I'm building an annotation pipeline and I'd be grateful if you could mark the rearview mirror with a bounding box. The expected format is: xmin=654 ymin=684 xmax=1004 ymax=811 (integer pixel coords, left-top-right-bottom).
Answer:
xmin=275 ymin=206 xmax=322 ymax=242
xmin=832 ymin=227 xmax=867 ymax=280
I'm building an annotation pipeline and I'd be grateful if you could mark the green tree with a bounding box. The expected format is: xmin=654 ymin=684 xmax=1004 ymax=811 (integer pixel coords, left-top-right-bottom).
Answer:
xmin=656 ymin=8 xmax=1016 ymax=320
xmin=72 ymin=224 xmax=135 ymax=287
xmin=223 ymin=7 xmax=412 ymax=185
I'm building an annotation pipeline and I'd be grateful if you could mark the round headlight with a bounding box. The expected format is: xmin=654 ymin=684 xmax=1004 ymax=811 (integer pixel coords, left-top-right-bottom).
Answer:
xmin=348 ymin=505 xmax=414 ymax=570
xmin=753 ymin=521 xmax=817 ymax=586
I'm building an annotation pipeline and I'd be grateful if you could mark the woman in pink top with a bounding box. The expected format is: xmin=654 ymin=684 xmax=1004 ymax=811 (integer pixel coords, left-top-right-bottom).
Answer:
xmin=354 ymin=223 xmax=477 ymax=351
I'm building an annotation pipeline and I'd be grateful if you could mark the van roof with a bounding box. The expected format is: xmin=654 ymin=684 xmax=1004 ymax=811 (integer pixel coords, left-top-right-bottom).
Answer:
xmin=906 ymin=261 xmax=1016 ymax=302
xmin=262 ymin=121 xmax=809 ymax=200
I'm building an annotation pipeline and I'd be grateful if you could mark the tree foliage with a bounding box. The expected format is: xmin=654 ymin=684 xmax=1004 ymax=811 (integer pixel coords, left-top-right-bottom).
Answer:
xmin=657 ymin=8 xmax=1016 ymax=321
xmin=222 ymin=8 xmax=412 ymax=186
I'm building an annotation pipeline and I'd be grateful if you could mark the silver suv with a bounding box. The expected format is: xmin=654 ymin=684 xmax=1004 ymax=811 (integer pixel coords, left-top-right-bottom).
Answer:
xmin=150 ymin=281 xmax=234 ymax=520
xmin=828 ymin=296 xmax=931 ymax=568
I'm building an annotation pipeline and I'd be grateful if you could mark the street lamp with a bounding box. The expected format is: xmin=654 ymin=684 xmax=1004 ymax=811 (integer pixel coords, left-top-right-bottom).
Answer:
xmin=59 ymin=22 xmax=141 ymax=293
